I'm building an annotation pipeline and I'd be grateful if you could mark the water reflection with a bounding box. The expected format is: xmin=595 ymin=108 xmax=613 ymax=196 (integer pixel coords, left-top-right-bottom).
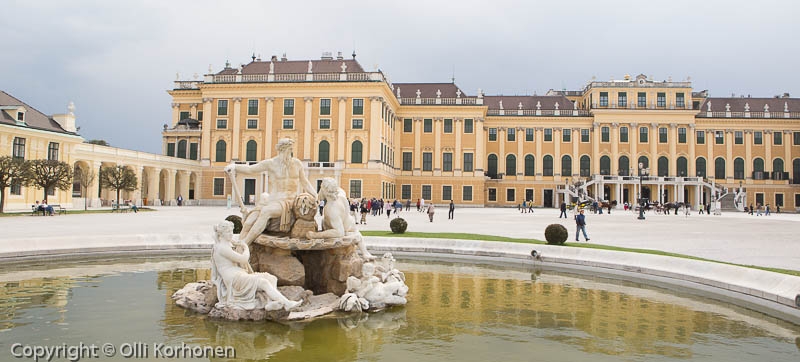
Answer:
xmin=1 ymin=257 xmax=799 ymax=361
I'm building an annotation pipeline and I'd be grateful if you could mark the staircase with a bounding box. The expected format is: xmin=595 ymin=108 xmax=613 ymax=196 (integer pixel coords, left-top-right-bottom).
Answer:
xmin=718 ymin=193 xmax=738 ymax=211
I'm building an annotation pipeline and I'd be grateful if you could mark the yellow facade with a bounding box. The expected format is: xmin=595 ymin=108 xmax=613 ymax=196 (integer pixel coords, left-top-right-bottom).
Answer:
xmin=164 ymin=59 xmax=800 ymax=210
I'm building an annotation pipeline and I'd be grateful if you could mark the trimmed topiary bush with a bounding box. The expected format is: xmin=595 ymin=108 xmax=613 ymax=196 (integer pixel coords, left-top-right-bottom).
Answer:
xmin=225 ymin=215 xmax=243 ymax=234
xmin=390 ymin=217 xmax=408 ymax=234
xmin=544 ymin=224 xmax=568 ymax=245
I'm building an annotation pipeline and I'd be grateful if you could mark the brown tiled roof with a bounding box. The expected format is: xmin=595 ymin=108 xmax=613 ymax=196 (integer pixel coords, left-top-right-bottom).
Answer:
xmin=217 ymin=59 xmax=365 ymax=75
xmin=391 ymin=83 xmax=468 ymax=98
xmin=700 ymin=97 xmax=800 ymax=112
xmin=0 ymin=91 xmax=71 ymax=134
xmin=484 ymin=95 xmax=575 ymax=110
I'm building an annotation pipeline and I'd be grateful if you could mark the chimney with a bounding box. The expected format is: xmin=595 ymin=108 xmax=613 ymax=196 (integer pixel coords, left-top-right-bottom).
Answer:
xmin=281 ymin=53 xmax=287 ymax=61
xmin=321 ymin=51 xmax=333 ymax=60
xmin=783 ymin=93 xmax=791 ymax=98
xmin=271 ymin=55 xmax=278 ymax=62
xmin=336 ymin=51 xmax=343 ymax=60
xmin=52 ymin=101 xmax=77 ymax=133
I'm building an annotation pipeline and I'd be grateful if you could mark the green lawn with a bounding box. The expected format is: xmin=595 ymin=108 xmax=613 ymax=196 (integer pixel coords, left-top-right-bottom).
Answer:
xmin=360 ymin=230 xmax=800 ymax=277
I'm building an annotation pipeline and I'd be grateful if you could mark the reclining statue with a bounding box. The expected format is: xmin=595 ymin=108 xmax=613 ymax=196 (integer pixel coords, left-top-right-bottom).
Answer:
xmin=307 ymin=177 xmax=375 ymax=259
xmin=211 ymin=220 xmax=301 ymax=311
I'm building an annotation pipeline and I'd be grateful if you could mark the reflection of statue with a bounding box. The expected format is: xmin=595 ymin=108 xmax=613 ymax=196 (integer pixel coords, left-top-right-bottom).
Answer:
xmin=225 ymin=138 xmax=317 ymax=245
xmin=307 ymin=178 xmax=374 ymax=259
xmin=211 ymin=221 xmax=301 ymax=311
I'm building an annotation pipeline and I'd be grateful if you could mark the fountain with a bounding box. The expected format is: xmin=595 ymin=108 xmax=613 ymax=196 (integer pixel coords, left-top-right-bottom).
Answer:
xmin=171 ymin=138 xmax=408 ymax=321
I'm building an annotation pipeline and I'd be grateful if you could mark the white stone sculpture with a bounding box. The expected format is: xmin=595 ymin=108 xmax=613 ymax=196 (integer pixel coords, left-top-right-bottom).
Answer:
xmin=499 ymin=100 xmax=503 ymax=109
xmin=456 ymin=89 xmax=461 ymax=98
xmin=308 ymin=61 xmax=313 ymax=73
xmin=764 ymin=104 xmax=769 ymax=112
xmin=536 ymin=101 xmax=541 ymax=110
xmin=725 ymin=103 xmax=731 ymax=112
xmin=554 ymin=102 xmax=560 ymax=110
xmin=269 ymin=61 xmax=274 ymax=74
xmin=67 ymin=102 xmax=75 ymax=116
xmin=745 ymin=103 xmax=750 ymax=112
xmin=707 ymin=101 xmax=712 ymax=111
xmin=436 ymin=89 xmax=441 ymax=98
xmin=573 ymin=101 xmax=578 ymax=110
xmin=785 ymin=102 xmax=789 ymax=112
xmin=307 ymin=177 xmax=375 ymax=260
xmin=416 ymin=89 xmax=421 ymax=98
xmin=339 ymin=257 xmax=408 ymax=311
xmin=396 ymin=87 xmax=401 ymax=97
xmin=211 ymin=220 xmax=301 ymax=311
xmin=225 ymin=138 xmax=317 ymax=245
xmin=341 ymin=62 xmax=347 ymax=73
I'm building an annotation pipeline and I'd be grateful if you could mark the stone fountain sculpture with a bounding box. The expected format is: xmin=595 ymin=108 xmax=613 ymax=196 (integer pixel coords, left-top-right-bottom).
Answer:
xmin=172 ymin=138 xmax=408 ymax=321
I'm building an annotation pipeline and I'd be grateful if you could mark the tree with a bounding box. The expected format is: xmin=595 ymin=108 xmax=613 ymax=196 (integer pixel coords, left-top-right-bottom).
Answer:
xmin=99 ymin=165 xmax=138 ymax=206
xmin=29 ymin=159 xmax=73 ymax=203
xmin=86 ymin=139 xmax=110 ymax=146
xmin=75 ymin=166 xmax=96 ymax=211
xmin=0 ymin=156 xmax=33 ymax=213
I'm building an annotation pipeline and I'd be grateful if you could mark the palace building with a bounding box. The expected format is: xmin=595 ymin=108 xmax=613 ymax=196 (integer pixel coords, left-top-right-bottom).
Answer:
xmin=4 ymin=52 xmax=799 ymax=211
xmin=164 ymin=52 xmax=800 ymax=210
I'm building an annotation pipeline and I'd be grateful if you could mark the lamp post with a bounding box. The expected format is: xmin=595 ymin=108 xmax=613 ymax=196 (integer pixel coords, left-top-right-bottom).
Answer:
xmin=638 ymin=162 xmax=649 ymax=220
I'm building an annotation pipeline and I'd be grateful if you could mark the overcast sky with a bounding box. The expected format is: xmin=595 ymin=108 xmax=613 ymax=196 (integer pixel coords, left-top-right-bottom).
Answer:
xmin=3 ymin=0 xmax=799 ymax=154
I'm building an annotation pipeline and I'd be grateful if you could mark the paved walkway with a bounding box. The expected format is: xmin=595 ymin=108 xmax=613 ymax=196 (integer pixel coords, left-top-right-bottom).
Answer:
xmin=1 ymin=206 xmax=798 ymax=270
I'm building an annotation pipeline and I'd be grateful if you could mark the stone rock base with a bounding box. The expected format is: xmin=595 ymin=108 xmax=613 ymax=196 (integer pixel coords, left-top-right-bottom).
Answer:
xmin=172 ymin=281 xmax=217 ymax=314
xmin=297 ymin=245 xmax=363 ymax=295
xmin=250 ymin=244 xmax=306 ymax=287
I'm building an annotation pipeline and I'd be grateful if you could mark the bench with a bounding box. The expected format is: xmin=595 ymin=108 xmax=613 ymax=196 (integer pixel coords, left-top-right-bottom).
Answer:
xmin=30 ymin=204 xmax=66 ymax=215
xmin=111 ymin=204 xmax=132 ymax=213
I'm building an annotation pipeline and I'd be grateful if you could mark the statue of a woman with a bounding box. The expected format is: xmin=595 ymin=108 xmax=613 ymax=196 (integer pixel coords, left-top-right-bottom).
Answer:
xmin=211 ymin=221 xmax=301 ymax=311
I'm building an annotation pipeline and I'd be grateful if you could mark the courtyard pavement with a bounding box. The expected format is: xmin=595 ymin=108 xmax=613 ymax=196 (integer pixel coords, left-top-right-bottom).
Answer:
xmin=1 ymin=205 xmax=798 ymax=270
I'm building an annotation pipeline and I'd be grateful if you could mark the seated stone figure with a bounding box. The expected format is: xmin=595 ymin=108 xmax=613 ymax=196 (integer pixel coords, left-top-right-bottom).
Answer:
xmin=307 ymin=177 xmax=375 ymax=259
xmin=225 ymin=138 xmax=317 ymax=245
xmin=211 ymin=220 xmax=301 ymax=311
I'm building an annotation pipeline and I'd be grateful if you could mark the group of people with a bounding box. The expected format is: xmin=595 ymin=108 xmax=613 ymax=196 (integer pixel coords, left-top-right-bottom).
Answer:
xmin=747 ymin=203 xmax=778 ymax=216
xmin=518 ymin=200 xmax=535 ymax=213
xmin=33 ymin=200 xmax=55 ymax=216
xmin=348 ymin=197 xmax=456 ymax=224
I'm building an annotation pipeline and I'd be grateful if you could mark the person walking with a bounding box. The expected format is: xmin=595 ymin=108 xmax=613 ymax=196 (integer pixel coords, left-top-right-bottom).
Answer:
xmin=416 ymin=199 xmax=420 ymax=212
xmin=420 ymin=198 xmax=426 ymax=213
xmin=427 ymin=203 xmax=435 ymax=222
xmin=360 ymin=201 xmax=369 ymax=225
xmin=575 ymin=209 xmax=590 ymax=242
xmin=559 ymin=201 xmax=567 ymax=218
xmin=406 ymin=199 xmax=411 ymax=212
xmin=448 ymin=200 xmax=455 ymax=219
xmin=386 ymin=200 xmax=393 ymax=218
xmin=765 ymin=204 xmax=771 ymax=216
xmin=528 ymin=200 xmax=534 ymax=214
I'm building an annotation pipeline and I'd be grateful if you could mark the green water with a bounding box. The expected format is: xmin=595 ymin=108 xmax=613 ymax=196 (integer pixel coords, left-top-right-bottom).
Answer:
xmin=1 ymin=256 xmax=799 ymax=361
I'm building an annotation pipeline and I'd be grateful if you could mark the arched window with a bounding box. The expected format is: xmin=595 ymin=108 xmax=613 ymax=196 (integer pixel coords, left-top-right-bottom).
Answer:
xmin=733 ymin=158 xmax=745 ymax=179
xmin=618 ymin=156 xmax=629 ymax=176
xmin=505 ymin=154 xmax=516 ymax=176
xmin=318 ymin=140 xmax=330 ymax=162
xmin=580 ymin=155 xmax=590 ymax=177
xmin=524 ymin=155 xmax=535 ymax=176
xmin=714 ymin=157 xmax=726 ymax=179
xmin=600 ymin=156 xmax=610 ymax=175
xmin=638 ymin=156 xmax=649 ymax=170
xmin=177 ymin=140 xmax=187 ymax=159
xmin=246 ymin=140 xmax=257 ymax=162
xmin=561 ymin=155 xmax=572 ymax=176
xmin=215 ymin=140 xmax=226 ymax=162
xmin=753 ymin=158 xmax=764 ymax=173
xmin=696 ymin=157 xmax=706 ymax=177
xmin=676 ymin=157 xmax=688 ymax=177
xmin=351 ymin=141 xmax=363 ymax=164
xmin=793 ymin=159 xmax=800 ymax=183
xmin=658 ymin=156 xmax=668 ymax=176
xmin=773 ymin=158 xmax=784 ymax=173
xmin=543 ymin=155 xmax=553 ymax=176
xmin=487 ymin=154 xmax=498 ymax=178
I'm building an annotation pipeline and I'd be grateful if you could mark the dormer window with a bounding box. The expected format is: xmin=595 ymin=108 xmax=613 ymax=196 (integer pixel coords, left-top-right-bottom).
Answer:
xmin=16 ymin=111 xmax=24 ymax=122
